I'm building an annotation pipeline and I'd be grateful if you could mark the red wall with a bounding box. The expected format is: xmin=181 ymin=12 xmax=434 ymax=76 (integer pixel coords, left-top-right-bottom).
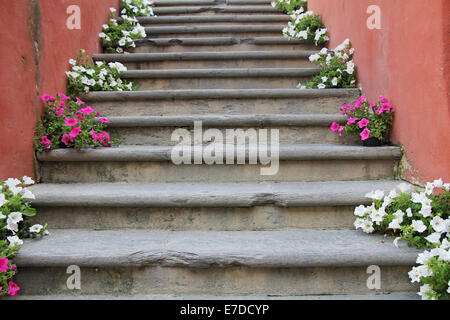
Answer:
xmin=309 ymin=0 xmax=450 ymax=184
xmin=0 ymin=0 xmax=118 ymax=180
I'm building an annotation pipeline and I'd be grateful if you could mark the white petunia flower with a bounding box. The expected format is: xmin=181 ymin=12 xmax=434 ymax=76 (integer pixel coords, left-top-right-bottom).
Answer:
xmin=7 ymin=211 xmax=23 ymax=224
xmin=430 ymin=216 xmax=446 ymax=233
xmin=418 ymin=284 xmax=433 ymax=300
xmin=110 ymin=7 xmax=116 ymax=13
xmin=354 ymin=205 xmax=367 ymax=217
xmin=29 ymin=224 xmax=43 ymax=233
xmin=354 ymin=218 xmax=365 ymax=230
xmin=308 ymin=53 xmax=320 ymax=62
xmin=412 ymin=220 xmax=427 ymax=233
xmin=365 ymin=190 xmax=384 ymax=201
xmin=424 ymin=182 xmax=434 ymax=195
xmin=7 ymin=235 xmax=23 ymax=247
xmin=388 ymin=218 xmax=402 ymax=230
xmin=388 ymin=189 xmax=398 ymax=199
xmin=317 ymin=84 xmax=326 ymax=89
xmin=416 ymin=250 xmax=436 ymax=265
xmin=432 ymin=178 xmax=443 ymax=188
xmin=331 ymin=77 xmax=338 ymax=86
xmin=0 ymin=193 xmax=7 ymax=207
xmin=362 ymin=219 xmax=374 ymax=233
xmin=21 ymin=188 xmax=35 ymax=200
xmin=22 ymin=176 xmax=35 ymax=185
xmin=5 ymin=178 xmax=21 ymax=189
xmin=419 ymin=205 xmax=432 ymax=218
xmin=406 ymin=208 xmax=413 ymax=217
xmin=425 ymin=232 xmax=442 ymax=244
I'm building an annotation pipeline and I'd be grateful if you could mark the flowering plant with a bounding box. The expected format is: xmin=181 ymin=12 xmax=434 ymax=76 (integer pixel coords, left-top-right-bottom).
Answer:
xmin=271 ymin=0 xmax=307 ymax=14
xmin=66 ymin=49 xmax=135 ymax=95
xmin=298 ymin=39 xmax=357 ymax=89
xmin=282 ymin=9 xmax=328 ymax=46
xmin=1 ymin=177 xmax=48 ymax=297
xmin=353 ymin=179 xmax=449 ymax=300
xmin=34 ymin=93 xmax=122 ymax=152
xmin=120 ymin=0 xmax=155 ymax=17
xmin=330 ymin=96 xmax=394 ymax=143
xmin=100 ymin=7 xmax=148 ymax=53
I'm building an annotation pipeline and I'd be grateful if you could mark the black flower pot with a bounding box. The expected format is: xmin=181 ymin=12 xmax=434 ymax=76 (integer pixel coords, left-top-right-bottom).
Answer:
xmin=363 ymin=137 xmax=382 ymax=147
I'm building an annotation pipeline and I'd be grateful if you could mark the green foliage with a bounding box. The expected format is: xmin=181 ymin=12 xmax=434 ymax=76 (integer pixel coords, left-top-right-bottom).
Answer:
xmin=120 ymin=0 xmax=155 ymax=17
xmin=273 ymin=0 xmax=307 ymax=14
xmin=422 ymin=258 xmax=449 ymax=300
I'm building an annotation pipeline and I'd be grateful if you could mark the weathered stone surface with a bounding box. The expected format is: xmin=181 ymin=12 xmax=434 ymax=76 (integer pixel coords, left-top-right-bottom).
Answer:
xmin=153 ymin=6 xmax=280 ymax=15
xmin=28 ymin=180 xmax=409 ymax=208
xmin=144 ymin=25 xmax=285 ymax=35
xmin=15 ymin=229 xmax=420 ymax=268
xmin=137 ymin=15 xmax=290 ymax=24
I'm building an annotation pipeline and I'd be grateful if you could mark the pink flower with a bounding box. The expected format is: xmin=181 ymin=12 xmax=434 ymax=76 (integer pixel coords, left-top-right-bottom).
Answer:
xmin=339 ymin=104 xmax=351 ymax=115
xmin=58 ymin=93 xmax=71 ymax=100
xmin=358 ymin=118 xmax=370 ymax=128
xmin=61 ymin=134 xmax=74 ymax=146
xmin=65 ymin=118 xmax=79 ymax=127
xmin=42 ymin=136 xmax=51 ymax=150
xmin=11 ymin=264 xmax=16 ymax=271
xmin=69 ymin=126 xmax=82 ymax=138
xmin=58 ymin=101 xmax=66 ymax=108
xmin=76 ymin=97 xmax=86 ymax=105
xmin=7 ymin=281 xmax=20 ymax=297
xmin=55 ymin=108 xmax=65 ymax=116
xmin=40 ymin=94 xmax=55 ymax=102
xmin=379 ymin=96 xmax=389 ymax=103
xmin=330 ymin=122 xmax=340 ymax=132
xmin=0 ymin=257 xmax=9 ymax=272
xmin=380 ymin=103 xmax=392 ymax=113
xmin=99 ymin=117 xmax=110 ymax=124
xmin=75 ymin=114 xmax=86 ymax=121
xmin=347 ymin=117 xmax=359 ymax=125
xmin=78 ymin=106 xmax=96 ymax=115
xmin=356 ymin=96 xmax=366 ymax=105
xmin=338 ymin=126 xmax=345 ymax=137
xmin=99 ymin=131 xmax=111 ymax=146
xmin=360 ymin=128 xmax=371 ymax=141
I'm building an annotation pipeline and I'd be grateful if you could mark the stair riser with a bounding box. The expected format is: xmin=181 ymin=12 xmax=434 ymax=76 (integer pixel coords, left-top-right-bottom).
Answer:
xmin=131 ymin=43 xmax=316 ymax=53
xmin=29 ymin=206 xmax=357 ymax=230
xmin=147 ymin=31 xmax=282 ymax=38
xmin=123 ymin=59 xmax=314 ymax=69
xmin=130 ymin=77 xmax=311 ymax=90
xmin=15 ymin=266 xmax=417 ymax=297
xmin=153 ymin=8 xmax=281 ymax=16
xmin=109 ymin=126 xmax=359 ymax=146
xmin=90 ymin=96 xmax=359 ymax=117
xmin=39 ymin=160 xmax=398 ymax=183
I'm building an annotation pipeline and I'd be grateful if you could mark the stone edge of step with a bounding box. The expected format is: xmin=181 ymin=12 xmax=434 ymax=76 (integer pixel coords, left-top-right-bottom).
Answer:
xmin=143 ymin=25 xmax=285 ymax=34
xmin=136 ymin=15 xmax=290 ymax=24
xmin=103 ymin=114 xmax=347 ymax=127
xmin=154 ymin=0 xmax=272 ymax=6
xmin=93 ymin=50 xmax=318 ymax=62
xmin=36 ymin=144 xmax=403 ymax=162
xmin=121 ymin=68 xmax=321 ymax=79
xmin=27 ymin=180 xmax=410 ymax=208
xmin=14 ymin=229 xmax=421 ymax=268
xmin=82 ymin=88 xmax=361 ymax=101
xmin=153 ymin=6 xmax=279 ymax=14
xmin=133 ymin=36 xmax=313 ymax=47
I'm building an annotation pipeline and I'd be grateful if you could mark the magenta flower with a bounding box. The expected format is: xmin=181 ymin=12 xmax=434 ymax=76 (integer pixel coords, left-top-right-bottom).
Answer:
xmin=338 ymin=126 xmax=345 ymax=137
xmin=40 ymin=94 xmax=55 ymax=102
xmin=7 ymin=281 xmax=20 ymax=297
xmin=76 ymin=97 xmax=86 ymax=105
xmin=61 ymin=134 xmax=74 ymax=146
xmin=356 ymin=96 xmax=366 ymax=105
xmin=339 ymin=104 xmax=351 ymax=115
xmin=379 ymin=96 xmax=389 ymax=104
xmin=358 ymin=118 xmax=370 ymax=128
xmin=0 ymin=257 xmax=9 ymax=272
xmin=330 ymin=122 xmax=340 ymax=132
xmin=75 ymin=114 xmax=86 ymax=121
xmin=64 ymin=118 xmax=79 ymax=127
xmin=58 ymin=93 xmax=71 ymax=100
xmin=78 ymin=106 xmax=96 ymax=115
xmin=55 ymin=108 xmax=65 ymax=116
xmin=42 ymin=136 xmax=51 ymax=150
xmin=99 ymin=117 xmax=110 ymax=124
xmin=360 ymin=128 xmax=371 ymax=141
xmin=69 ymin=126 xmax=82 ymax=138
xmin=347 ymin=117 xmax=359 ymax=125
xmin=11 ymin=264 xmax=16 ymax=271
xmin=58 ymin=101 xmax=66 ymax=108
xmin=380 ymin=103 xmax=392 ymax=113
xmin=99 ymin=131 xmax=111 ymax=146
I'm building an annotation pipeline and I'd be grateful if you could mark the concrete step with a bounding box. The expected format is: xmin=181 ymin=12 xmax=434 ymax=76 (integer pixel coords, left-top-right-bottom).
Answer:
xmin=82 ymin=88 xmax=361 ymax=116
xmin=14 ymin=229 xmax=419 ymax=296
xmin=37 ymin=144 xmax=401 ymax=183
xmin=121 ymin=68 xmax=320 ymax=89
xmin=131 ymin=36 xmax=316 ymax=53
xmin=154 ymin=0 xmax=273 ymax=6
xmin=153 ymin=5 xmax=280 ymax=15
xmin=94 ymin=51 xmax=317 ymax=69
xmin=28 ymin=180 xmax=407 ymax=230
xmin=144 ymin=25 xmax=284 ymax=38
xmin=137 ymin=15 xmax=290 ymax=25
xmin=102 ymin=114 xmax=359 ymax=145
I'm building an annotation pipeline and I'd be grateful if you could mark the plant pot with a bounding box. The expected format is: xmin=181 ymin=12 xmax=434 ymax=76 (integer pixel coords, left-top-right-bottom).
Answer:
xmin=363 ymin=137 xmax=382 ymax=147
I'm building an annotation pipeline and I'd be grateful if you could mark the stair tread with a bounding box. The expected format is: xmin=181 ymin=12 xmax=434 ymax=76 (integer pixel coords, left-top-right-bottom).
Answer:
xmin=134 ymin=36 xmax=312 ymax=46
xmin=28 ymin=180 xmax=411 ymax=207
xmin=137 ymin=14 xmax=290 ymax=23
xmin=37 ymin=144 xmax=402 ymax=162
xmin=15 ymin=229 xmax=420 ymax=268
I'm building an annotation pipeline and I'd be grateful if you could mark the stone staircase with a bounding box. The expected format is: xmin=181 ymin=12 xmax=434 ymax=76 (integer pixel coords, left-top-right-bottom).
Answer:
xmin=17 ymin=0 xmax=420 ymax=299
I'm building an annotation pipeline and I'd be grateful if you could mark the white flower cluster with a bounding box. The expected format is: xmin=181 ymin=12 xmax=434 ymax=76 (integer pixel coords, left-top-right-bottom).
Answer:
xmin=100 ymin=3 xmax=153 ymax=53
xmin=121 ymin=0 xmax=154 ymax=17
xmin=66 ymin=57 xmax=133 ymax=94
xmin=282 ymin=8 xmax=329 ymax=45
xmin=0 ymin=177 xmax=48 ymax=248
xmin=354 ymin=178 xmax=450 ymax=300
